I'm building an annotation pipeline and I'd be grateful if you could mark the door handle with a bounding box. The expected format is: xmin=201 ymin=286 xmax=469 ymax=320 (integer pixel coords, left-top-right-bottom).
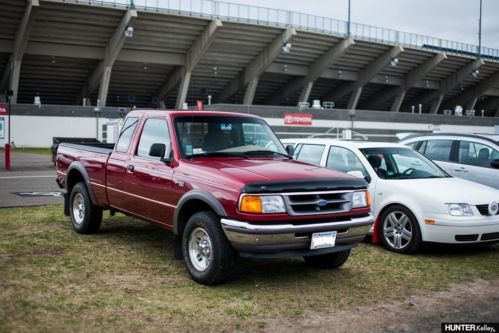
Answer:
xmin=126 ymin=164 xmax=135 ymax=172
xmin=453 ymin=168 xmax=468 ymax=173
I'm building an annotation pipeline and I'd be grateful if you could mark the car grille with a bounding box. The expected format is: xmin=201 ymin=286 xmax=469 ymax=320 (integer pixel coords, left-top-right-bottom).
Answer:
xmin=455 ymin=234 xmax=479 ymax=242
xmin=481 ymin=232 xmax=499 ymax=241
xmin=283 ymin=191 xmax=353 ymax=216
xmin=476 ymin=204 xmax=489 ymax=216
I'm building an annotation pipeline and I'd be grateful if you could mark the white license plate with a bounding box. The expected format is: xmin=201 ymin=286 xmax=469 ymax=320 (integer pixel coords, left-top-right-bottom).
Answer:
xmin=310 ymin=231 xmax=337 ymax=250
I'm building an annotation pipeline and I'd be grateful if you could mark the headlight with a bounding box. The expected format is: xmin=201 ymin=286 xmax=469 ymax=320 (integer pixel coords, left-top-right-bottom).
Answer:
xmin=352 ymin=191 xmax=370 ymax=208
xmin=239 ymin=195 xmax=286 ymax=214
xmin=446 ymin=203 xmax=474 ymax=216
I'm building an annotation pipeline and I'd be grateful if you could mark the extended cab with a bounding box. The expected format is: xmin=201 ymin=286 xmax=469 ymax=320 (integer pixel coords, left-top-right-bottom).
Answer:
xmin=56 ymin=110 xmax=373 ymax=285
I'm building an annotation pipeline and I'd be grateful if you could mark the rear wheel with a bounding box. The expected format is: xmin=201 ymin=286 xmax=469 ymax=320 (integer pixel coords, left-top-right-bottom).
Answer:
xmin=182 ymin=212 xmax=235 ymax=285
xmin=303 ymin=249 xmax=351 ymax=269
xmin=69 ymin=182 xmax=102 ymax=234
xmin=379 ymin=205 xmax=421 ymax=253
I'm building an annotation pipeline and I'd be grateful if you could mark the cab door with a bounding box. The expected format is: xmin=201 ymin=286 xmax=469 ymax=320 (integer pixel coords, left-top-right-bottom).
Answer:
xmin=122 ymin=117 xmax=176 ymax=226
xmin=454 ymin=140 xmax=499 ymax=189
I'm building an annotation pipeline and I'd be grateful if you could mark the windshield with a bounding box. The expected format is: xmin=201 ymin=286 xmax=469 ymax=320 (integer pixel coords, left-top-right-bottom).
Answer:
xmin=360 ymin=147 xmax=450 ymax=179
xmin=174 ymin=115 xmax=288 ymax=158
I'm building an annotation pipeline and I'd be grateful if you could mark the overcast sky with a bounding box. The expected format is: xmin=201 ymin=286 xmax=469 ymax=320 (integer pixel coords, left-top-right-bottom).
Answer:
xmin=227 ymin=0 xmax=499 ymax=49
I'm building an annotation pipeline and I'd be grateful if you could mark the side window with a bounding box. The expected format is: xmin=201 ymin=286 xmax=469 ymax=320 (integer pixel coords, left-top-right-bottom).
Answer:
xmin=137 ymin=118 xmax=171 ymax=159
xmin=405 ymin=141 xmax=420 ymax=150
xmin=423 ymin=139 xmax=453 ymax=162
xmin=326 ymin=146 xmax=368 ymax=177
xmin=295 ymin=144 xmax=325 ymax=165
xmin=417 ymin=140 xmax=427 ymax=154
xmin=115 ymin=117 xmax=139 ymax=153
xmin=458 ymin=140 xmax=498 ymax=168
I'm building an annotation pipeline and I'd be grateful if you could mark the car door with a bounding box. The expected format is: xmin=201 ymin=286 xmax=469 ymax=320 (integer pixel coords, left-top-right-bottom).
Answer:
xmin=417 ymin=138 xmax=454 ymax=175
xmin=107 ymin=116 xmax=140 ymax=211
xmin=123 ymin=117 xmax=176 ymax=226
xmin=454 ymin=140 xmax=499 ymax=189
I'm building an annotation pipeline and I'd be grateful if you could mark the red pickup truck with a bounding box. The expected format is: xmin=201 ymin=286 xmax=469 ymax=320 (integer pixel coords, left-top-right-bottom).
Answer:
xmin=56 ymin=110 xmax=373 ymax=285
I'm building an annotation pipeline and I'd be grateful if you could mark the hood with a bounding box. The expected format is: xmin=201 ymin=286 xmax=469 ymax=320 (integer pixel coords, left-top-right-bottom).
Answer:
xmin=385 ymin=176 xmax=499 ymax=205
xmin=182 ymin=157 xmax=367 ymax=192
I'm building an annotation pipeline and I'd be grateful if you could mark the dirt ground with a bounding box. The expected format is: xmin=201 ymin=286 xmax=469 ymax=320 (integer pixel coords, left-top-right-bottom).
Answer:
xmin=267 ymin=278 xmax=499 ymax=333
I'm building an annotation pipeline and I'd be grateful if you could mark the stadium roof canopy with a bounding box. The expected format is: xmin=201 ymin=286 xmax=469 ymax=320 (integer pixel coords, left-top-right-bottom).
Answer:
xmin=1 ymin=0 xmax=499 ymax=116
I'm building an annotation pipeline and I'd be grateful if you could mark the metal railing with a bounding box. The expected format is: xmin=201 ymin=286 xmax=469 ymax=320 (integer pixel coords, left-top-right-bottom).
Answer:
xmin=67 ymin=0 xmax=499 ymax=60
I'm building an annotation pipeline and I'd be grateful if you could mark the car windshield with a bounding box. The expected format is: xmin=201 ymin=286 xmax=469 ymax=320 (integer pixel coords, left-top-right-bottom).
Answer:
xmin=174 ymin=115 xmax=288 ymax=158
xmin=360 ymin=147 xmax=450 ymax=179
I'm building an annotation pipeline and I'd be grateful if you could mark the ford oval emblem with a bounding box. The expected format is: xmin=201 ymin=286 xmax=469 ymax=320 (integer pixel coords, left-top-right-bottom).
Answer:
xmin=316 ymin=199 xmax=328 ymax=207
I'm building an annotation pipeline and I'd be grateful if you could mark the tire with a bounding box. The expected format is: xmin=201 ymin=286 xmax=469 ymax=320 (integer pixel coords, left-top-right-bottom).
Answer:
xmin=378 ymin=205 xmax=422 ymax=253
xmin=69 ymin=182 xmax=103 ymax=234
xmin=182 ymin=211 xmax=235 ymax=285
xmin=303 ymin=249 xmax=351 ymax=269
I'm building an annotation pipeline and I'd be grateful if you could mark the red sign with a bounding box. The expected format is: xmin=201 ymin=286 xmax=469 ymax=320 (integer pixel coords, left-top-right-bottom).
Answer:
xmin=284 ymin=113 xmax=312 ymax=126
xmin=0 ymin=103 xmax=7 ymax=115
xmin=196 ymin=100 xmax=203 ymax=111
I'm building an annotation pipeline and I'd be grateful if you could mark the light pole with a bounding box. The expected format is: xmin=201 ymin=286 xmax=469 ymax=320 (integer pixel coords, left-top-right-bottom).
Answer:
xmin=478 ymin=0 xmax=482 ymax=57
xmin=347 ymin=0 xmax=351 ymax=36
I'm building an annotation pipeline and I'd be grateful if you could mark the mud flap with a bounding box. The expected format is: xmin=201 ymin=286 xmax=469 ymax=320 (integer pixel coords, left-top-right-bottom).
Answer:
xmin=63 ymin=192 xmax=70 ymax=216
xmin=173 ymin=236 xmax=182 ymax=260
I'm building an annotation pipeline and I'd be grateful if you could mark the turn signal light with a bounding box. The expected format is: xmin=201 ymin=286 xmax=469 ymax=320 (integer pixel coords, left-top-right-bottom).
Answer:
xmin=425 ymin=218 xmax=436 ymax=225
xmin=366 ymin=191 xmax=371 ymax=207
xmin=240 ymin=195 xmax=262 ymax=213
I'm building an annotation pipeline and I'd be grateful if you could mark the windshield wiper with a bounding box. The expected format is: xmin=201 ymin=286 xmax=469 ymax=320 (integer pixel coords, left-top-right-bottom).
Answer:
xmin=187 ymin=152 xmax=243 ymax=158
xmin=242 ymin=150 xmax=291 ymax=159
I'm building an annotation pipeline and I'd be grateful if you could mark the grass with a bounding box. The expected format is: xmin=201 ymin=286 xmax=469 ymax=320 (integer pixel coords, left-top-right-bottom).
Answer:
xmin=0 ymin=147 xmax=51 ymax=155
xmin=1 ymin=205 xmax=499 ymax=332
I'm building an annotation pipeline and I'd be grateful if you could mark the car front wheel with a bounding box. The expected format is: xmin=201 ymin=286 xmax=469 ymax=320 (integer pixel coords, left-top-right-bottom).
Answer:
xmin=379 ymin=205 xmax=421 ymax=253
xmin=182 ymin=211 xmax=235 ymax=285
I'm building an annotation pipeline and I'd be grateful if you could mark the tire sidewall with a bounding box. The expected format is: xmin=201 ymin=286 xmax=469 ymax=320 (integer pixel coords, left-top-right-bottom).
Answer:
xmin=182 ymin=212 xmax=233 ymax=285
xmin=69 ymin=183 xmax=92 ymax=233
xmin=379 ymin=205 xmax=421 ymax=253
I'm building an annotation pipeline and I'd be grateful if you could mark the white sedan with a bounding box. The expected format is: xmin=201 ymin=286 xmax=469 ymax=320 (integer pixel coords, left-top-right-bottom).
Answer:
xmin=282 ymin=139 xmax=499 ymax=253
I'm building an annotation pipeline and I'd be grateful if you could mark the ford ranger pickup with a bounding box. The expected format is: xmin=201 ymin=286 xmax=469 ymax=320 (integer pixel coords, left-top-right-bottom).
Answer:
xmin=56 ymin=110 xmax=373 ymax=285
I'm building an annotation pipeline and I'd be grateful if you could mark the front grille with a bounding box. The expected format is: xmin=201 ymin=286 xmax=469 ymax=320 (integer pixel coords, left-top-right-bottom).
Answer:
xmin=284 ymin=191 xmax=352 ymax=216
xmin=481 ymin=232 xmax=499 ymax=241
xmin=476 ymin=204 xmax=489 ymax=216
xmin=455 ymin=234 xmax=479 ymax=242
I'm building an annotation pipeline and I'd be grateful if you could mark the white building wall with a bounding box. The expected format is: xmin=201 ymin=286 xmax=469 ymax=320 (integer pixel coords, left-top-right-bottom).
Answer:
xmin=0 ymin=115 xmax=116 ymax=147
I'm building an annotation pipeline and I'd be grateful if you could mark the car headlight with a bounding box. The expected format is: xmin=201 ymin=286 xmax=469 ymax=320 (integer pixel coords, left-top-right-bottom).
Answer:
xmin=239 ymin=195 xmax=286 ymax=214
xmin=352 ymin=191 xmax=370 ymax=208
xmin=446 ymin=203 xmax=474 ymax=216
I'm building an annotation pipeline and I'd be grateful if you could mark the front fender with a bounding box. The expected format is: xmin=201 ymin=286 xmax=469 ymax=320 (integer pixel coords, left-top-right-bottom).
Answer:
xmin=173 ymin=189 xmax=228 ymax=235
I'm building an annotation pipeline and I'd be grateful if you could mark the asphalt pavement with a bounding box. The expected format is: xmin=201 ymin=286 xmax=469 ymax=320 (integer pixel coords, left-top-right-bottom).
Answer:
xmin=0 ymin=152 xmax=63 ymax=208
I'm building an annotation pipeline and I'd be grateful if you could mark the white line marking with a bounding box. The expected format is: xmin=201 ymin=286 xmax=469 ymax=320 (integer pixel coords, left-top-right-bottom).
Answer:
xmin=0 ymin=175 xmax=54 ymax=179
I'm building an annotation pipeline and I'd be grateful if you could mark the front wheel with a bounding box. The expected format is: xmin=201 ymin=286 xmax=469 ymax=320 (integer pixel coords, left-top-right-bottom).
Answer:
xmin=303 ymin=249 xmax=351 ymax=269
xmin=69 ymin=182 xmax=102 ymax=234
xmin=379 ymin=205 xmax=422 ymax=253
xmin=182 ymin=212 xmax=235 ymax=285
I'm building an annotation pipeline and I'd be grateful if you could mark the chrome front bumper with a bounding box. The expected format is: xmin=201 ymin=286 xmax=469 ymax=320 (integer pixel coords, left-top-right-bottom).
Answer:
xmin=221 ymin=214 xmax=373 ymax=254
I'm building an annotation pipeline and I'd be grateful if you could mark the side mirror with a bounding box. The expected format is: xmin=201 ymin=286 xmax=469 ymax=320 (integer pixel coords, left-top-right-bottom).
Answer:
xmin=149 ymin=143 xmax=166 ymax=158
xmin=491 ymin=159 xmax=499 ymax=169
xmin=347 ymin=170 xmax=371 ymax=184
xmin=285 ymin=144 xmax=295 ymax=157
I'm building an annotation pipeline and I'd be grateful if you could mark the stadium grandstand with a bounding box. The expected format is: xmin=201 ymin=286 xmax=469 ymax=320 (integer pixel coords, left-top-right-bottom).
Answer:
xmin=1 ymin=0 xmax=499 ymax=117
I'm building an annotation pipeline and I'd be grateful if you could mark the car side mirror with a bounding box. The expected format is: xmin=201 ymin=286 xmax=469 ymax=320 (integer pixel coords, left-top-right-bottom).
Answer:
xmin=347 ymin=171 xmax=371 ymax=184
xmin=285 ymin=144 xmax=295 ymax=156
xmin=491 ymin=159 xmax=499 ymax=169
xmin=149 ymin=143 xmax=171 ymax=165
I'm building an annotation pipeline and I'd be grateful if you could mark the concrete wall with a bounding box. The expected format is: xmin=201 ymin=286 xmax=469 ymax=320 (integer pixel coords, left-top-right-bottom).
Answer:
xmin=0 ymin=104 xmax=129 ymax=147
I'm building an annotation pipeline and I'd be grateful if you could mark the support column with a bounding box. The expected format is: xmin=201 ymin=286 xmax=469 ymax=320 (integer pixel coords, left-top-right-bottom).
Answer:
xmin=430 ymin=94 xmax=444 ymax=114
xmin=98 ymin=66 xmax=112 ymax=107
xmin=176 ymin=71 xmax=192 ymax=109
xmin=347 ymin=87 xmax=363 ymax=110
xmin=390 ymin=91 xmax=406 ymax=112
xmin=243 ymin=78 xmax=259 ymax=105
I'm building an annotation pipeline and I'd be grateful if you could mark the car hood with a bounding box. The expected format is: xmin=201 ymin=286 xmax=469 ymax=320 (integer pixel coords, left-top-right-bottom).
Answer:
xmin=181 ymin=157 xmax=367 ymax=192
xmin=383 ymin=177 xmax=499 ymax=205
